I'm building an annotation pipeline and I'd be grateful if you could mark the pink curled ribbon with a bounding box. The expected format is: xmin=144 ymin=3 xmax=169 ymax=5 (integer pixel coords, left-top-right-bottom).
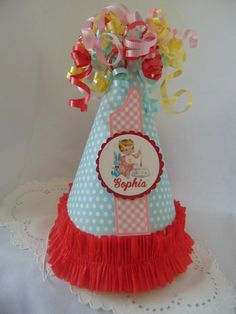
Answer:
xmin=96 ymin=33 xmax=123 ymax=66
xmin=123 ymin=21 xmax=157 ymax=60
xmin=172 ymin=28 xmax=198 ymax=48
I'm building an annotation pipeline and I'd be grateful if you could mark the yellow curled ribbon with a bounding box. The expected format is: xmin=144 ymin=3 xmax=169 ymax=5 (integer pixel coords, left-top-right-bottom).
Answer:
xmin=160 ymin=69 xmax=192 ymax=114
xmin=158 ymin=37 xmax=192 ymax=114
xmin=146 ymin=8 xmax=196 ymax=115
xmin=148 ymin=14 xmax=170 ymax=45
xmin=67 ymin=66 xmax=109 ymax=93
xmin=67 ymin=66 xmax=84 ymax=79
xmin=105 ymin=12 xmax=125 ymax=35
xmin=91 ymin=70 xmax=109 ymax=93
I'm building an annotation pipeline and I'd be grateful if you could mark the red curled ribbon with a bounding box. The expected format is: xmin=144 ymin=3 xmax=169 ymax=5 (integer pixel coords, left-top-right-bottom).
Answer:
xmin=69 ymin=42 xmax=92 ymax=112
xmin=142 ymin=49 xmax=163 ymax=80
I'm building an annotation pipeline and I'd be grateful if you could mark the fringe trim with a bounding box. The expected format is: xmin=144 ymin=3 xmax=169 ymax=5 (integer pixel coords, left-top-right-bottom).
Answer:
xmin=47 ymin=189 xmax=194 ymax=293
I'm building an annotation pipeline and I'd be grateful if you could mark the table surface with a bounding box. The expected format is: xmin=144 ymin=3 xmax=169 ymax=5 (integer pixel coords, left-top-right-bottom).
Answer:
xmin=0 ymin=229 xmax=108 ymax=314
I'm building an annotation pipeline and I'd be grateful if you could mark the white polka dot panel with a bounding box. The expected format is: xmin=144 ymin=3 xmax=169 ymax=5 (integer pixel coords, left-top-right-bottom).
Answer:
xmin=67 ymin=67 xmax=176 ymax=235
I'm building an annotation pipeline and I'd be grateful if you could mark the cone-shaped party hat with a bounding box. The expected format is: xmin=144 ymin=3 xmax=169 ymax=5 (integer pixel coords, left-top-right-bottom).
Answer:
xmin=47 ymin=4 xmax=197 ymax=293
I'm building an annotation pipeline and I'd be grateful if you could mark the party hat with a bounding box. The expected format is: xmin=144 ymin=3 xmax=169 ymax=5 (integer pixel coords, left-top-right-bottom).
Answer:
xmin=47 ymin=5 xmax=197 ymax=293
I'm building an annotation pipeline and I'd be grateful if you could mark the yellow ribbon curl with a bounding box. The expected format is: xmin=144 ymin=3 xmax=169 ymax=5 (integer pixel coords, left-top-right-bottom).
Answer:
xmin=105 ymin=12 xmax=125 ymax=35
xmin=147 ymin=9 xmax=171 ymax=45
xmin=160 ymin=37 xmax=186 ymax=68
xmin=160 ymin=69 xmax=192 ymax=114
xmin=149 ymin=10 xmax=193 ymax=114
xmin=158 ymin=36 xmax=192 ymax=114
xmin=67 ymin=66 xmax=85 ymax=79
xmin=91 ymin=70 xmax=109 ymax=92
xmin=67 ymin=67 xmax=109 ymax=93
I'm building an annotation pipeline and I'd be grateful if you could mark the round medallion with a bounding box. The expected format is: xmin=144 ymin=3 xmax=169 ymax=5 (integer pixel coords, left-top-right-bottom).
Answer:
xmin=96 ymin=131 xmax=164 ymax=199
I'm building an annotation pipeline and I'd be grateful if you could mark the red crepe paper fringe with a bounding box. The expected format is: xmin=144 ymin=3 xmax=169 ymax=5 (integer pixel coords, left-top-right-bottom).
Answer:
xmin=47 ymin=190 xmax=194 ymax=293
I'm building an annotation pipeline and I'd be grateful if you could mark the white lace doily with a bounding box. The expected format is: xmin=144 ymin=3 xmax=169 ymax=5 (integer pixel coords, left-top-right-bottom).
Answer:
xmin=0 ymin=178 xmax=236 ymax=314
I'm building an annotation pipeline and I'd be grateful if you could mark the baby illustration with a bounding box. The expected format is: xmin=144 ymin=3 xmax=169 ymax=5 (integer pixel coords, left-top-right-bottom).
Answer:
xmin=118 ymin=139 xmax=141 ymax=178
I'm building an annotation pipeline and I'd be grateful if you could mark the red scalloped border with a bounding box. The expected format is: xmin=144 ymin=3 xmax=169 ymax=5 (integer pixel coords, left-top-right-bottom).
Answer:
xmin=96 ymin=131 xmax=164 ymax=200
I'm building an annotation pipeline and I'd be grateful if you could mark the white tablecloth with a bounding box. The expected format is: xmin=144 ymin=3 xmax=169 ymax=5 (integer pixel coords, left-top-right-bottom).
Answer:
xmin=0 ymin=179 xmax=235 ymax=314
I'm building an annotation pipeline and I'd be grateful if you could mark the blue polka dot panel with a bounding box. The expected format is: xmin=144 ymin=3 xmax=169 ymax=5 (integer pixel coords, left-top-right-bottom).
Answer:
xmin=67 ymin=64 xmax=176 ymax=236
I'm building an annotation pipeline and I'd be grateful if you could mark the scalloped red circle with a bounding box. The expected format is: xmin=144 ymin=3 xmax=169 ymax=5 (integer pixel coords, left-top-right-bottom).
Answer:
xmin=96 ymin=131 xmax=164 ymax=200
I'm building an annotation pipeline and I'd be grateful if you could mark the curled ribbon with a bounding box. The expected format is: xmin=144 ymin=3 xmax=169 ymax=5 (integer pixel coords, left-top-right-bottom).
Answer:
xmin=105 ymin=12 xmax=125 ymax=35
xmin=160 ymin=37 xmax=186 ymax=69
xmin=91 ymin=70 xmax=109 ymax=92
xmin=157 ymin=36 xmax=193 ymax=113
xmin=111 ymin=65 xmax=160 ymax=114
xmin=123 ymin=21 xmax=157 ymax=60
xmin=160 ymin=69 xmax=192 ymax=114
xmin=96 ymin=33 xmax=123 ymax=66
xmin=146 ymin=8 xmax=171 ymax=45
xmin=67 ymin=5 xmax=197 ymax=113
xmin=145 ymin=7 xmax=197 ymax=114
xmin=139 ymin=65 xmax=161 ymax=113
xmin=68 ymin=43 xmax=92 ymax=111
xmin=172 ymin=28 xmax=198 ymax=48
xmin=142 ymin=51 xmax=163 ymax=80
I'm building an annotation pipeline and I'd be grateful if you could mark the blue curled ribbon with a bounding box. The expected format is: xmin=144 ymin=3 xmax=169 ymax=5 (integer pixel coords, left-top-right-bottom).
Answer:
xmin=111 ymin=64 xmax=161 ymax=114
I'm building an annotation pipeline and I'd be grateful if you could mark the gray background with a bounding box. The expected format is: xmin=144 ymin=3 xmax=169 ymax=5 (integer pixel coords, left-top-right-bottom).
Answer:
xmin=0 ymin=0 xmax=236 ymax=313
